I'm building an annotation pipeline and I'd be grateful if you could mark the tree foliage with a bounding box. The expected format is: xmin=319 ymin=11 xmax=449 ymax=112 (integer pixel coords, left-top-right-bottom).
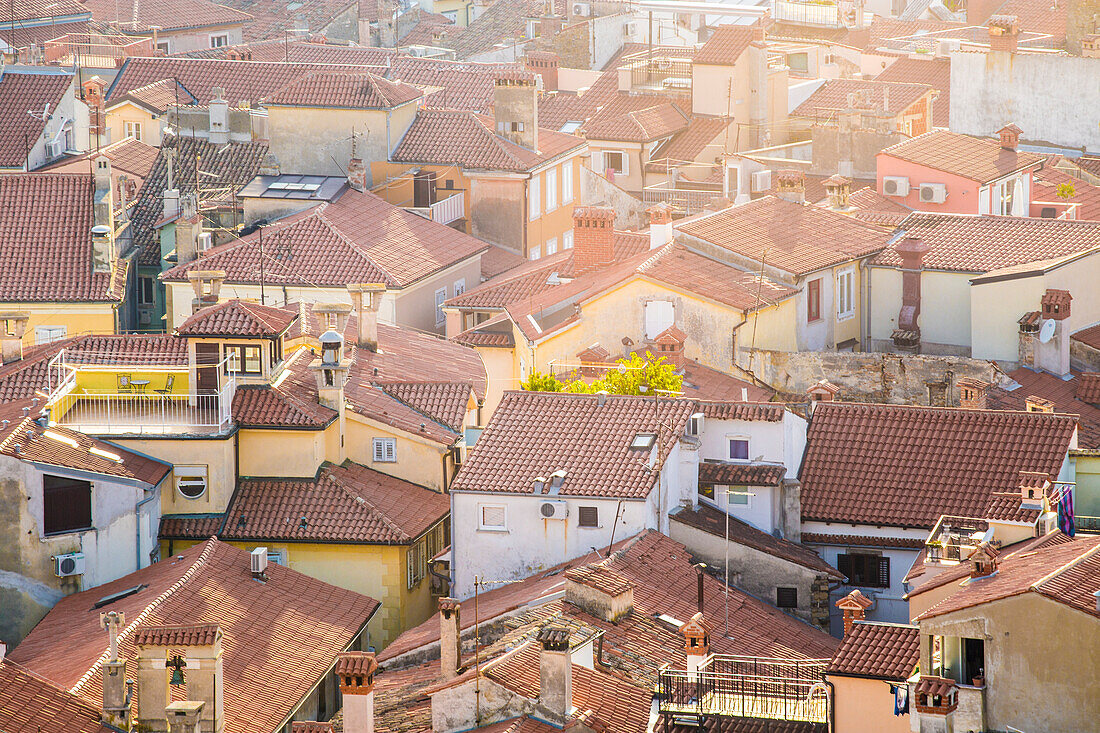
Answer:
xmin=1056 ymin=182 xmax=1076 ymax=201
xmin=520 ymin=352 xmax=683 ymax=396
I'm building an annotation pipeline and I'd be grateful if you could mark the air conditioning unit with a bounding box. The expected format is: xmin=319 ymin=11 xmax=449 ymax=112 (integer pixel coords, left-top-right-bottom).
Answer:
xmin=538 ymin=500 xmax=568 ymax=520
xmin=46 ymin=141 xmax=64 ymax=160
xmin=53 ymin=552 xmax=85 ymax=577
xmin=882 ymin=176 xmax=909 ymax=197
xmin=751 ymin=169 xmax=772 ymax=193
xmin=251 ymin=547 xmax=268 ymax=576
xmin=686 ymin=412 xmax=704 ymax=437
xmin=572 ymin=2 xmax=590 ymax=16
xmin=197 ymin=232 xmax=213 ymax=252
xmin=919 ymin=183 xmax=947 ymax=204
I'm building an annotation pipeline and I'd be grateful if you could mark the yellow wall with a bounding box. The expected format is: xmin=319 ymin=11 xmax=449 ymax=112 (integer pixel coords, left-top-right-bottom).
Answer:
xmin=587 ymin=141 xmax=645 ymax=193
xmin=105 ymin=102 xmax=161 ymax=147
xmin=474 ymin=344 xmax=519 ymax=417
xmin=114 ymin=435 xmax=238 ymax=515
xmin=238 ymin=427 xmax=328 ymax=478
xmin=370 ymin=161 xmax=473 ymax=231
xmin=870 ymin=268 xmax=973 ymax=350
xmin=72 ymin=367 xmax=188 ymax=394
xmin=5 ymin=303 xmax=117 ymax=346
xmin=346 ymin=412 xmax=449 ymax=491
xmin=829 ymin=674 xmax=911 ymax=733
xmin=527 ymin=156 xmax=583 ymax=257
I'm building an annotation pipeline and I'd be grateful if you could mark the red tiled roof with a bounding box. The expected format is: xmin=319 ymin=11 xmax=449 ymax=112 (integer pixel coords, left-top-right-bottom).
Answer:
xmin=671 ymin=503 xmax=842 ymax=578
xmin=875 ymin=213 xmax=1100 ymax=272
xmin=8 ymin=540 xmax=379 ymax=733
xmin=845 ymin=185 xmax=912 ymax=226
xmin=564 ymin=564 xmax=635 ymax=596
xmin=698 ymin=462 xmax=785 ymax=486
xmin=989 ymin=0 xmax=1067 ymax=42
xmin=222 ymin=461 xmax=449 ymax=544
xmin=677 ymin=196 xmax=890 ymax=277
xmin=799 ymin=402 xmax=1077 ymax=528
xmin=696 ymin=401 xmax=785 ymax=421
xmin=440 ymin=0 xmax=562 ymax=59
xmin=133 ymin=623 xmax=220 ymax=646
xmin=83 ymin=0 xmax=251 ymax=32
xmin=477 ymin=717 xmax=558 ymax=733
xmin=826 ymin=622 xmax=919 ymax=680
xmin=639 ymin=244 xmax=800 ymax=311
xmin=375 ymin=381 xmax=471 ymax=432
xmin=1073 ymin=323 xmax=1100 ymax=351
xmin=646 ymin=117 xmax=735 ymax=172
xmin=801 ymin=533 xmax=926 ymax=549
xmin=1077 ymin=373 xmax=1100 ymax=404
xmin=0 ymin=660 xmax=114 ymax=733
xmin=0 ymin=20 xmax=90 ymax=49
xmin=450 ymin=391 xmax=695 ymax=498
xmin=874 ymin=56 xmax=950 ymax=128
xmin=2 ymin=0 xmax=89 ymax=23
xmin=679 ymin=360 xmax=775 ymax=403
xmin=388 ymin=57 xmax=527 ymax=114
xmin=986 ymin=367 xmax=1100 ymax=449
xmin=158 ymin=513 xmax=225 ymax=540
xmin=265 ymin=71 xmax=421 ymax=109
xmin=107 ymin=78 xmax=198 ymax=114
xmin=228 ymin=348 xmax=335 ymax=429
xmin=0 ymin=70 xmax=74 ymax=168
xmin=1032 ymin=164 xmax=1100 ymax=221
xmin=177 ymin=299 xmax=298 ymax=337
xmin=693 ymin=24 xmax=757 ymax=66
xmin=182 ymin=39 xmax=394 ymax=64
xmin=392 ymin=109 xmax=584 ymax=172
xmin=983 ymin=491 xmax=1041 ymax=523
xmin=0 ymin=174 xmax=127 ymax=301
xmin=161 ymin=187 xmax=487 ymax=288
xmin=792 ymin=79 xmax=933 ymax=119
xmin=582 ymin=100 xmax=688 ymax=142
xmin=879 ymin=129 xmax=1043 ymax=184
xmin=223 ymin=0 xmax=361 ymax=42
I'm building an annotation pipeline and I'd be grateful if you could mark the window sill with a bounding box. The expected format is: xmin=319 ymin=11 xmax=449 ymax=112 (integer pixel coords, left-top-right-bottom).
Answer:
xmin=43 ymin=527 xmax=92 ymax=538
xmin=477 ymin=527 xmax=510 ymax=533
xmin=836 ymin=312 xmax=856 ymax=322
xmin=577 ymin=525 xmax=604 ymax=530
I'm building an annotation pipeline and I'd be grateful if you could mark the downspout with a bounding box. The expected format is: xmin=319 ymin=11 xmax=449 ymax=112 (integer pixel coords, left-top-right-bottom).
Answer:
xmin=135 ymin=476 xmax=165 ymax=569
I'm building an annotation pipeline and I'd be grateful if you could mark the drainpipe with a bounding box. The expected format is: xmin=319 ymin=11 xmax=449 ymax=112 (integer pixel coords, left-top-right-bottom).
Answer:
xmin=134 ymin=479 xmax=163 ymax=569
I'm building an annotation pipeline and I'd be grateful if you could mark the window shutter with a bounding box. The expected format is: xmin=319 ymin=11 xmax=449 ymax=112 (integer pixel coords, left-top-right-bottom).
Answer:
xmin=837 ymin=553 xmax=852 ymax=579
xmin=578 ymin=506 xmax=598 ymax=527
xmin=384 ymin=439 xmax=396 ymax=462
xmin=877 ymin=556 xmax=891 ymax=588
xmin=373 ymin=439 xmax=384 ymax=463
xmin=776 ymin=587 xmax=798 ymax=608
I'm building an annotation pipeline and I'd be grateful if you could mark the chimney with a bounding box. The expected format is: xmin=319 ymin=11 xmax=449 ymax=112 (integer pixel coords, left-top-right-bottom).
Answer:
xmin=1038 ymin=289 xmax=1073 ymax=376
xmin=163 ymin=188 xmax=180 ymax=219
xmin=958 ymin=378 xmax=989 ymax=409
xmin=134 ymin=624 xmax=224 ymax=733
xmin=526 ymin=50 xmax=560 ymax=92
xmin=187 ymin=271 xmax=225 ymax=314
xmin=258 ymin=153 xmax=281 ymax=177
xmin=647 ymin=202 xmax=674 ymax=250
xmin=1018 ymin=470 xmax=1049 ymax=506
xmin=998 ymin=123 xmax=1023 ymax=152
xmin=347 ymin=133 xmax=367 ymax=192
xmin=806 ymin=378 xmax=840 ymax=404
xmin=100 ymin=611 xmax=130 ymax=728
xmin=694 ymin=563 xmax=706 ymax=615
xmin=968 ymin=542 xmax=998 ymax=578
xmin=835 ymin=590 xmax=873 ymax=636
xmin=1041 ymin=288 xmax=1071 ymax=321
xmin=892 ymin=237 xmax=929 ymax=352
xmin=312 ymin=302 xmax=352 ymax=340
xmin=347 ymin=283 xmax=387 ymax=351
xmin=208 ymin=88 xmax=230 ymax=145
xmin=493 ymin=72 xmax=539 ymax=151
xmin=651 ymin=325 xmax=686 ymax=368
xmin=165 ymin=701 xmax=204 ymax=733
xmin=989 ymin=14 xmax=1020 ymax=53
xmin=438 ymin=597 xmax=461 ymax=681
xmin=335 ymin=652 xmax=378 ymax=733
xmin=537 ymin=626 xmax=572 ymax=723
xmin=0 ymin=313 xmax=29 ymax=364
xmin=824 ymin=175 xmax=851 ymax=210
xmin=748 ymin=19 xmax=768 ymax=147
xmin=376 ymin=0 xmax=397 ymax=47
xmin=175 ymin=194 xmax=201 ymax=266
xmin=681 ymin=612 xmax=712 ymax=677
xmin=1025 ymin=395 xmax=1055 ymax=413
xmin=563 ymin=564 xmax=635 ymax=622
xmin=775 ymin=170 xmax=806 ymax=204
xmin=572 ymin=206 xmax=616 ymax=273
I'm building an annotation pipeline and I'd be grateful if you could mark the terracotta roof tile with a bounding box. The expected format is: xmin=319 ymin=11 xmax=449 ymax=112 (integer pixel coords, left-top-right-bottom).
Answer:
xmin=845 ymin=185 xmax=912 ymax=226
xmin=874 ymin=56 xmax=951 ymax=128
xmin=879 ymin=130 xmax=1043 ymax=184
xmin=2 ymin=0 xmax=89 ymax=23
xmin=158 ymin=513 xmax=225 ymax=540
xmin=698 ymin=462 xmax=785 ymax=486
xmin=441 ymin=0 xmax=563 ymax=59
xmin=677 ymin=196 xmax=889 ymax=277
xmin=1077 ymin=373 xmax=1100 ymax=404
xmin=292 ymin=722 xmax=334 ymax=733
xmin=450 ymin=391 xmax=695 ymax=498
xmin=388 ymin=57 xmax=527 ymax=113
xmin=638 ymin=244 xmax=799 ymax=311
xmin=0 ymin=70 xmax=74 ymax=168
xmin=800 ymin=402 xmax=1077 ymax=528
xmin=375 ymin=381 xmax=471 ymax=431
xmin=177 ymin=299 xmax=298 ymax=337
xmin=656 ymin=717 xmax=824 ymax=733
xmin=875 ymin=213 xmax=1100 ymax=272
xmin=83 ymin=0 xmax=251 ymax=32
xmin=983 ymin=492 xmax=1041 ymax=523
xmin=582 ymin=100 xmax=689 ymax=142
xmin=1073 ymin=323 xmax=1100 ymax=351
xmin=108 ymin=78 xmax=198 ymax=114
xmin=8 ymin=540 xmax=379 ymax=733
xmin=679 ymin=361 xmax=775 ymax=403
xmin=826 ymin=622 xmax=919 ymax=680
xmin=265 ymin=71 xmax=421 ymax=108
xmin=696 ymin=400 xmax=784 ymax=421
xmin=1032 ymin=164 xmax=1100 ymax=221
xmin=793 ymin=79 xmax=933 ymax=119
xmin=225 ymin=0 xmax=365 ymax=42
xmin=986 ymin=367 xmax=1100 ymax=449
xmin=221 ymin=461 xmax=449 ymax=544
xmin=801 ymin=533 xmax=926 ymax=549
xmin=0 ymin=660 xmax=114 ymax=733
xmin=693 ymin=24 xmax=757 ymax=66
xmin=908 ymin=530 xmax=1074 ymax=597
xmin=133 ymin=623 xmax=221 ymax=647
xmin=564 ymin=564 xmax=635 ymax=596
xmin=334 ymin=651 xmax=379 ymax=677
xmin=990 ymin=0 xmax=1068 ymax=42
xmin=647 ymin=117 xmax=735 ymax=171
xmin=671 ymin=503 xmax=843 ymax=578
xmin=161 ymin=188 xmax=486 ymax=288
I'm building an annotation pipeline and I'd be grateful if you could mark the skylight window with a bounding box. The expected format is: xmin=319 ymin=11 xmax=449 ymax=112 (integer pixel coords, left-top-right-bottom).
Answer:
xmin=630 ymin=433 xmax=656 ymax=450
xmin=43 ymin=430 xmax=79 ymax=449
xmin=560 ymin=121 xmax=583 ymax=134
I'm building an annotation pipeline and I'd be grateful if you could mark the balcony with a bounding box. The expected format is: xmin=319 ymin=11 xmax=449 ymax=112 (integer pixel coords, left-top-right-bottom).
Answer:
xmin=408 ymin=191 xmax=465 ymax=227
xmin=42 ymin=33 xmax=156 ymax=67
xmin=619 ymin=50 xmax=693 ymax=98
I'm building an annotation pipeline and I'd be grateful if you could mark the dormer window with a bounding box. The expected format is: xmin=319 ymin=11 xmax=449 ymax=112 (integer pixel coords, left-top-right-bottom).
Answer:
xmin=630 ymin=433 xmax=656 ymax=450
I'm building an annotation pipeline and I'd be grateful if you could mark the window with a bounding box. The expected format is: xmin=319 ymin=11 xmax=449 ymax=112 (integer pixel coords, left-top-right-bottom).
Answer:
xmin=727 ymin=486 xmax=749 ymax=505
xmin=175 ymin=465 xmax=208 ymax=499
xmin=529 ymin=244 xmax=541 ymax=260
xmin=545 ymin=167 xmax=557 ymax=211
xmin=35 ymin=325 xmax=66 ymax=345
xmin=602 ymin=150 xmax=626 ymax=176
xmin=699 ymin=484 xmax=715 ymax=501
xmin=578 ymin=506 xmax=599 ymax=527
xmin=807 ymin=278 xmax=822 ymax=322
xmin=776 ymin=587 xmax=798 ymax=608
xmin=837 ymin=553 xmax=890 ymax=588
xmin=266 ymin=548 xmax=286 ymax=565
xmin=124 ymin=120 xmax=143 ymax=141
xmin=728 ymin=438 xmax=749 ymax=461
xmin=209 ymin=34 xmax=228 ymax=48
xmin=225 ymin=344 xmax=262 ymax=374
xmin=630 ymin=433 xmax=656 ymax=450
xmin=156 ymin=40 xmax=170 ymax=53
xmin=407 ymin=523 xmax=445 ymax=589
xmin=137 ymin=276 xmax=155 ymax=305
xmin=562 ymin=229 xmax=574 ymax=249
xmin=644 ymin=300 xmax=674 ymax=339
xmin=529 ymin=174 xmax=541 ymax=219
xmin=546 ymin=236 xmax=557 ymax=256
xmin=479 ymin=504 xmax=507 ymax=530
xmin=836 ymin=268 xmax=855 ymax=320
xmin=786 ymin=52 xmax=808 ymax=73
xmin=453 ymin=279 xmax=466 ymax=297
xmin=562 ymin=162 xmax=574 ymax=203
xmin=373 ymin=437 xmax=397 ymax=463
xmin=435 ymin=287 xmax=447 ymax=325
xmin=43 ymin=474 xmax=92 ymax=535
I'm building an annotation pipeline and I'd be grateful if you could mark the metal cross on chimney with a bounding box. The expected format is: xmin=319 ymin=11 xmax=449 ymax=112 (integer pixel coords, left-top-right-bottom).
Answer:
xmin=99 ymin=611 xmax=126 ymax=663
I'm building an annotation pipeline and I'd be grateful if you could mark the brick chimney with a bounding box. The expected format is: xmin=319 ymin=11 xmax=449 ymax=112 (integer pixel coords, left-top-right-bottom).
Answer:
xmin=836 ymin=590 xmax=873 ymax=636
xmin=1042 ymin=288 xmax=1071 ymax=321
xmin=347 ymin=283 xmax=387 ymax=351
xmin=175 ymin=194 xmax=202 ymax=266
xmin=493 ymin=72 xmax=539 ymax=151
xmin=438 ymin=597 xmax=461 ymax=681
xmin=336 ymin=652 xmax=378 ymax=733
xmin=187 ymin=270 xmax=225 ymax=314
xmin=563 ymin=564 xmax=635 ymax=622
xmin=806 ymin=379 xmax=840 ymax=404
xmin=572 ymin=206 xmax=616 ymax=273
xmin=968 ymin=542 xmax=998 ymax=578
xmin=165 ymin=701 xmax=204 ymax=733
xmin=997 ymin=123 xmax=1023 ymax=152
xmin=525 ymin=50 xmax=559 ymax=92
xmin=989 ymin=14 xmax=1020 ymax=53
xmin=775 ymin=170 xmax=806 ymax=204
xmin=681 ymin=612 xmax=712 ymax=677
xmin=647 ymin=202 xmax=674 ymax=250
xmin=823 ymin=174 xmax=851 ymax=210
xmin=892 ymin=237 xmax=929 ymax=352
xmin=208 ymin=88 xmax=230 ymax=145
xmin=958 ymin=378 xmax=989 ymax=409
xmin=347 ymin=133 xmax=367 ymax=191
xmin=1025 ymin=395 xmax=1055 ymax=413
xmin=537 ymin=626 xmax=572 ymax=723
xmin=0 ymin=313 xmax=29 ymax=363
xmin=100 ymin=611 xmax=130 ymax=728
xmin=651 ymin=325 xmax=686 ymax=368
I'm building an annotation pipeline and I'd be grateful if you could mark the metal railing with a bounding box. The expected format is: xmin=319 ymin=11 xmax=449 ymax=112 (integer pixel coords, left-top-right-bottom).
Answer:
xmin=43 ymin=33 xmax=156 ymax=66
xmin=658 ymin=655 xmax=829 ymax=724
xmin=430 ymin=191 xmax=465 ymax=225
xmin=641 ymin=185 xmax=719 ymax=214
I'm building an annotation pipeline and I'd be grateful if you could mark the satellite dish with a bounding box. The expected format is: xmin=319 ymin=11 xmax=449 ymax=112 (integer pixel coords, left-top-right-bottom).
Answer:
xmin=1039 ymin=318 xmax=1057 ymax=344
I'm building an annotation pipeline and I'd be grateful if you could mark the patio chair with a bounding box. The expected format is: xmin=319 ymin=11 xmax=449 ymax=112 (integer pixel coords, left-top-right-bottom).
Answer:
xmin=155 ymin=374 xmax=175 ymax=395
xmin=117 ymin=374 xmax=132 ymax=393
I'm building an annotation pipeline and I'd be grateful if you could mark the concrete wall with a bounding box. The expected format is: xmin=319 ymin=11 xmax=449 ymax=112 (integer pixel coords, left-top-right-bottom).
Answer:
xmin=950 ymin=50 xmax=1100 ymax=152
xmin=812 ymin=126 xmax=903 ymax=179
xmin=579 ymin=164 xmax=649 ymax=230
xmin=470 ymin=175 xmax=527 ymax=251
xmin=829 ymin=674 xmax=911 ymax=733
xmin=159 ymin=25 xmax=245 ymax=54
xmin=869 ymin=268 xmax=975 ymax=354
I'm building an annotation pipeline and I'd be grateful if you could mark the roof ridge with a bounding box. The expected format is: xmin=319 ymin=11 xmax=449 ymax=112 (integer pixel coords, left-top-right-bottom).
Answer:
xmin=1030 ymin=539 xmax=1100 ymax=592
xmin=471 ymin=114 xmax=530 ymax=169
xmin=70 ymin=538 xmax=221 ymax=695
xmin=312 ymin=202 xmax=396 ymax=283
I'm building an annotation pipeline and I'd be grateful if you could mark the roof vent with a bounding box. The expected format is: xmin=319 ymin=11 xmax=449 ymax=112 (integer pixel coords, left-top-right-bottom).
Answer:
xmin=548 ymin=469 xmax=567 ymax=495
xmin=533 ymin=476 xmax=547 ymax=494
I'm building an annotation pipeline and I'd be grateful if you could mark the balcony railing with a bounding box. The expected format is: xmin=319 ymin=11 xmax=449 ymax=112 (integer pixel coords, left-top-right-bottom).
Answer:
xmin=430 ymin=191 xmax=465 ymax=225
xmin=42 ymin=33 xmax=156 ymax=67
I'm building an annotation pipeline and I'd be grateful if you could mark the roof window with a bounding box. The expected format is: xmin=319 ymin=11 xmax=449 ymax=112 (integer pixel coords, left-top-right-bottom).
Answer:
xmin=630 ymin=433 xmax=656 ymax=450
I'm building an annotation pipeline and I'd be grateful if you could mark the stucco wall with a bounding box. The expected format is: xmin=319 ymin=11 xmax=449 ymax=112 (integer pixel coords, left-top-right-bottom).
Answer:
xmin=395 ymin=257 xmax=484 ymax=334
xmin=579 ymin=164 xmax=650 ymax=229
xmin=470 ymin=176 xmax=527 ymax=251
xmin=346 ymin=413 xmax=449 ymax=491
xmin=829 ymin=674 xmax=911 ymax=733
xmin=870 ymin=268 xmax=974 ymax=352
xmin=160 ymin=25 xmax=245 ymax=54
xmin=117 ymin=434 xmax=236 ymax=515
xmin=875 ymin=156 xmax=981 ymax=214
xmin=950 ymin=50 xmax=1100 ymax=152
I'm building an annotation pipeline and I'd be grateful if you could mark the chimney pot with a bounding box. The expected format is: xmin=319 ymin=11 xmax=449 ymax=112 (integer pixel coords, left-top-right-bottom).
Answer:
xmin=1025 ymin=395 xmax=1055 ymax=413
xmin=347 ymin=283 xmax=386 ymax=351
xmin=988 ymin=15 xmax=1020 ymax=53
xmin=836 ymin=589 xmax=873 ymax=636
xmin=775 ymin=170 xmax=806 ymax=204
xmin=537 ymin=625 xmax=572 ymax=722
xmin=165 ymin=701 xmax=204 ymax=733
xmin=647 ymin=203 xmax=674 ymax=250
xmin=957 ymin=378 xmax=989 ymax=409
xmin=968 ymin=542 xmax=998 ymax=578
xmin=336 ymin=652 xmax=378 ymax=733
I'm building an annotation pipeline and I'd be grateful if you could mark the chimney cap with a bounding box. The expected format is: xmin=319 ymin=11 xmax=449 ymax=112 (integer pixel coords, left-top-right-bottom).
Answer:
xmin=572 ymin=205 xmax=616 ymax=223
xmin=536 ymin=625 xmax=571 ymax=650
xmin=335 ymin=651 xmax=378 ymax=678
xmin=835 ymin=589 xmax=873 ymax=611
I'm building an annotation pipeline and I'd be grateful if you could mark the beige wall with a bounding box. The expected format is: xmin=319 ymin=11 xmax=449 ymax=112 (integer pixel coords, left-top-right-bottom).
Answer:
xmin=587 ymin=141 xmax=646 ymax=193
xmin=394 ymin=257 xmax=483 ymax=334
xmin=474 ymin=344 xmax=519 ymax=418
xmin=346 ymin=412 xmax=450 ymax=491
xmin=870 ymin=268 xmax=973 ymax=352
xmin=115 ymin=435 xmax=237 ymax=515
xmin=238 ymin=427 xmax=327 ymax=478
xmin=829 ymin=675 xmax=910 ymax=733
xmin=105 ymin=102 xmax=162 ymax=147
xmin=159 ymin=24 xmax=244 ymax=54
xmin=527 ymin=155 xmax=583 ymax=258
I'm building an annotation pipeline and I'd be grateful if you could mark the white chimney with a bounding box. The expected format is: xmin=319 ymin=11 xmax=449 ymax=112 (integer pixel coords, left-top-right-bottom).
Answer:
xmin=336 ymin=652 xmax=378 ymax=733
xmin=163 ymin=188 xmax=180 ymax=219
xmin=537 ymin=626 xmax=572 ymax=723
xmin=439 ymin=598 xmax=461 ymax=681
xmin=347 ymin=283 xmax=387 ymax=351
xmin=647 ymin=203 xmax=673 ymax=250
xmin=166 ymin=701 xmax=204 ymax=733
xmin=208 ymin=88 xmax=230 ymax=145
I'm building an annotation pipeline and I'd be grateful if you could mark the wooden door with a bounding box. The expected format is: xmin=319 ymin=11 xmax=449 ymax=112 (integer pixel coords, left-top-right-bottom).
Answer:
xmin=195 ymin=343 xmax=220 ymax=393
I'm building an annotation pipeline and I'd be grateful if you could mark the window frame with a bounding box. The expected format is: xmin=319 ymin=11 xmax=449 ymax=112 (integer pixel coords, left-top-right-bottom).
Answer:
xmin=124 ymin=120 xmax=143 ymax=141
xmin=602 ymin=150 xmax=627 ymax=176
xmin=42 ymin=474 xmax=93 ymax=536
xmin=546 ymin=236 xmax=557 ymax=256
xmin=372 ymin=437 xmax=397 ymax=463
xmin=209 ymin=33 xmax=229 ymax=48
xmin=562 ymin=229 xmax=574 ymax=250
xmin=175 ymin=465 xmax=208 ymax=500
xmin=545 ymin=167 xmax=558 ymax=212
xmin=434 ymin=287 xmax=447 ymax=325
xmin=453 ymin=278 xmax=466 ymax=297
xmin=529 ymin=173 xmax=541 ymax=220
xmin=836 ymin=552 xmax=890 ymax=589
xmin=728 ymin=436 xmax=749 ymax=461
xmin=137 ymin=276 xmax=155 ymax=305
xmin=836 ymin=267 xmax=855 ymax=321
xmin=529 ymin=243 xmax=541 ymax=261
xmin=562 ymin=161 xmax=574 ymax=203
xmin=806 ymin=278 xmax=822 ymax=323
xmin=726 ymin=484 xmax=750 ymax=506
xmin=224 ymin=344 xmax=262 ymax=375
xmin=478 ymin=503 xmax=508 ymax=531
